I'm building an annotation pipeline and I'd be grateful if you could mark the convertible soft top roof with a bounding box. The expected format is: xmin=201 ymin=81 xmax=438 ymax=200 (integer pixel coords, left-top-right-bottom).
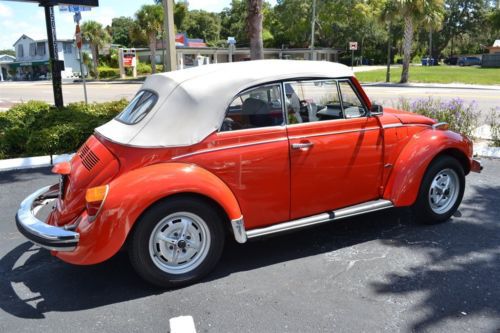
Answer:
xmin=96 ymin=60 xmax=354 ymax=147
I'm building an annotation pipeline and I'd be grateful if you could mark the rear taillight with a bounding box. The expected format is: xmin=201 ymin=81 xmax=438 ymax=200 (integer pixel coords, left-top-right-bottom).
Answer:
xmin=85 ymin=185 xmax=109 ymax=222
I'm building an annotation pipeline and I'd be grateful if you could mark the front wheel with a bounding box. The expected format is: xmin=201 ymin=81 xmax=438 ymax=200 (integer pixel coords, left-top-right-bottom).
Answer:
xmin=129 ymin=197 xmax=225 ymax=288
xmin=412 ymin=155 xmax=465 ymax=225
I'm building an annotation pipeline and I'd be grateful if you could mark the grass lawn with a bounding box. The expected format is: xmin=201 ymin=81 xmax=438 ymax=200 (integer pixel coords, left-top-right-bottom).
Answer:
xmin=355 ymin=65 xmax=500 ymax=85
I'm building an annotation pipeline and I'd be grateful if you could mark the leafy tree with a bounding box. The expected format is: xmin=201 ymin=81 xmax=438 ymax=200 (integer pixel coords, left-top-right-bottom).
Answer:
xmin=133 ymin=4 xmax=163 ymax=74
xmin=111 ymin=16 xmax=134 ymax=47
xmin=248 ymin=0 xmax=264 ymax=59
xmin=396 ymin=0 xmax=444 ymax=83
xmin=0 ymin=49 xmax=15 ymax=57
xmin=81 ymin=20 xmax=111 ymax=79
xmin=183 ymin=10 xmax=221 ymax=44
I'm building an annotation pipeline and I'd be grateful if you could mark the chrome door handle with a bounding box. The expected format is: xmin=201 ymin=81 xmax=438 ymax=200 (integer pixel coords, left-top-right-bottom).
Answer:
xmin=291 ymin=142 xmax=314 ymax=150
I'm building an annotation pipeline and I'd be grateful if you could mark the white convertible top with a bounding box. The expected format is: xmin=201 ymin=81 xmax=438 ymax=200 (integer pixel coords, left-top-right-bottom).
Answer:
xmin=96 ymin=60 xmax=354 ymax=147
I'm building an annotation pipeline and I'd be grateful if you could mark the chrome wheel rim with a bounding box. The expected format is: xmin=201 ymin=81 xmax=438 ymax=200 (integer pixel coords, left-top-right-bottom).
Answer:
xmin=149 ymin=212 xmax=210 ymax=275
xmin=428 ymin=168 xmax=459 ymax=215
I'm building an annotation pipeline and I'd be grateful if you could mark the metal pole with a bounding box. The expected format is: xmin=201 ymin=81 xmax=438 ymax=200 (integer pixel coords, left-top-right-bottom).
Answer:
xmin=162 ymin=0 xmax=177 ymax=71
xmin=386 ymin=23 xmax=391 ymax=83
xmin=351 ymin=49 xmax=354 ymax=71
xmin=310 ymin=0 xmax=316 ymax=60
xmin=78 ymin=47 xmax=88 ymax=104
xmin=43 ymin=5 xmax=64 ymax=108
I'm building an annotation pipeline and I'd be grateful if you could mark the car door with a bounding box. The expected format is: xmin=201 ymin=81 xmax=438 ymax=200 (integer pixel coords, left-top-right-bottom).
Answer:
xmin=189 ymin=83 xmax=291 ymax=230
xmin=286 ymin=78 xmax=384 ymax=220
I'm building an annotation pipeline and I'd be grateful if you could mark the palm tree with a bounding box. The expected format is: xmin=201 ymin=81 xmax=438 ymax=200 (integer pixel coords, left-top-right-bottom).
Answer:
xmin=379 ymin=0 xmax=399 ymax=82
xmin=81 ymin=20 xmax=111 ymax=79
xmin=247 ymin=0 xmax=264 ymax=60
xmin=396 ymin=0 xmax=443 ymax=83
xmin=134 ymin=4 xmax=164 ymax=74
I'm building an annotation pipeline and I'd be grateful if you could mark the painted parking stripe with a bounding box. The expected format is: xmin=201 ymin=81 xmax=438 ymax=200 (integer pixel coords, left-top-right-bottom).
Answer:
xmin=169 ymin=315 xmax=197 ymax=333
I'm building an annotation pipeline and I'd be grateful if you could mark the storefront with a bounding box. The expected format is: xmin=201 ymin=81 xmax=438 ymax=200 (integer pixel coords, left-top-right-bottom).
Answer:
xmin=8 ymin=60 xmax=50 ymax=80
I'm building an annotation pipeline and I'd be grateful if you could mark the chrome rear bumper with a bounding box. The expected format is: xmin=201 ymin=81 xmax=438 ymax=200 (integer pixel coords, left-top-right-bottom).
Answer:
xmin=15 ymin=185 xmax=79 ymax=252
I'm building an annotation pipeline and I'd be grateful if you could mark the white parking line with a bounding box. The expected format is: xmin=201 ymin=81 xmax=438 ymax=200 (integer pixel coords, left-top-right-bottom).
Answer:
xmin=169 ymin=315 xmax=197 ymax=333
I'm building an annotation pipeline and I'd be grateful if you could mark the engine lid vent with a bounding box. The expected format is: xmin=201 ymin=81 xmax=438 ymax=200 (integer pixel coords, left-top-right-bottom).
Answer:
xmin=79 ymin=144 xmax=100 ymax=171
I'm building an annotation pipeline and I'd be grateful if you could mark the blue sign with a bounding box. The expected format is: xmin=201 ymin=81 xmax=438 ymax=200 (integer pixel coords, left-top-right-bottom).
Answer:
xmin=59 ymin=5 xmax=91 ymax=12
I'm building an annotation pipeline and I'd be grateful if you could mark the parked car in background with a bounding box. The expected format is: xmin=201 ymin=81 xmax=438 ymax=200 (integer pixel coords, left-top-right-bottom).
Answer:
xmin=444 ymin=56 xmax=458 ymax=65
xmin=458 ymin=56 xmax=481 ymax=66
xmin=16 ymin=60 xmax=482 ymax=288
xmin=421 ymin=57 xmax=437 ymax=66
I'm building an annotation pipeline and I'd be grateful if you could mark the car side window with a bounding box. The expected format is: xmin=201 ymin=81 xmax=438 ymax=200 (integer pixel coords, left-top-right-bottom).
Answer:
xmin=220 ymin=84 xmax=284 ymax=132
xmin=338 ymin=81 xmax=367 ymax=118
xmin=284 ymin=80 xmax=343 ymax=124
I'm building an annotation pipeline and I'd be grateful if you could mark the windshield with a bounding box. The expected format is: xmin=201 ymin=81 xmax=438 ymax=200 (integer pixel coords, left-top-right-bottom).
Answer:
xmin=115 ymin=90 xmax=158 ymax=124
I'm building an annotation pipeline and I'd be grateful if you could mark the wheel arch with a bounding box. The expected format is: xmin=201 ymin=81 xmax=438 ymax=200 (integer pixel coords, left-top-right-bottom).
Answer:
xmin=383 ymin=129 xmax=471 ymax=207
xmin=56 ymin=162 xmax=242 ymax=265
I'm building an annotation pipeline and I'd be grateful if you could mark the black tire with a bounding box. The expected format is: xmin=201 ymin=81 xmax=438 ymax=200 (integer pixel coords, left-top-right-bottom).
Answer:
xmin=128 ymin=197 xmax=225 ymax=288
xmin=412 ymin=155 xmax=465 ymax=225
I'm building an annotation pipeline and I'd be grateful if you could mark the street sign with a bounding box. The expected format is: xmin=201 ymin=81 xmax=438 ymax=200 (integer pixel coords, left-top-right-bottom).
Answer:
xmin=59 ymin=5 xmax=91 ymax=12
xmin=227 ymin=37 xmax=236 ymax=45
xmin=349 ymin=42 xmax=358 ymax=51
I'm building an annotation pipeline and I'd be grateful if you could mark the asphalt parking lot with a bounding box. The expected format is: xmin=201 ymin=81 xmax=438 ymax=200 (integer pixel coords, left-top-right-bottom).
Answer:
xmin=0 ymin=160 xmax=499 ymax=332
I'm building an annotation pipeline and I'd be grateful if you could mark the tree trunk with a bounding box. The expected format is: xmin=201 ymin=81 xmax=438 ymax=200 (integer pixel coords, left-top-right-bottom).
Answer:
xmin=400 ymin=15 xmax=414 ymax=84
xmin=247 ymin=0 xmax=264 ymax=60
xmin=91 ymin=45 xmax=99 ymax=79
xmin=149 ymin=34 xmax=157 ymax=74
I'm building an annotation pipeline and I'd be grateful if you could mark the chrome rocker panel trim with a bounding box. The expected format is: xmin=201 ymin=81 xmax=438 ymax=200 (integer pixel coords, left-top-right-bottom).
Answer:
xmin=16 ymin=185 xmax=79 ymax=252
xmin=231 ymin=199 xmax=393 ymax=243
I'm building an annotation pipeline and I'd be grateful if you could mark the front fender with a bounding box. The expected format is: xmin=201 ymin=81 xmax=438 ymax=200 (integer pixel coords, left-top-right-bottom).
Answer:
xmin=383 ymin=129 xmax=472 ymax=207
xmin=56 ymin=162 xmax=242 ymax=265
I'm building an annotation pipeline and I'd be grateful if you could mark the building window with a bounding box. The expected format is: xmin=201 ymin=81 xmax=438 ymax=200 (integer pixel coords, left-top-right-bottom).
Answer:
xmin=37 ymin=42 xmax=46 ymax=56
xmin=30 ymin=43 xmax=36 ymax=57
xmin=63 ymin=43 xmax=72 ymax=54
xmin=17 ymin=44 xmax=24 ymax=58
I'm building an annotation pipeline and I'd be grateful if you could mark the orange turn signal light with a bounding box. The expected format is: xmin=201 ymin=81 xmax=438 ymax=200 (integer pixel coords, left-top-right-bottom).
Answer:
xmin=85 ymin=185 xmax=109 ymax=203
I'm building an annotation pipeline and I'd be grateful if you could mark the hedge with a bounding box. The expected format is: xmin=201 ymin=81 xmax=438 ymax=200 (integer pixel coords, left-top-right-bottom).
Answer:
xmin=97 ymin=66 xmax=120 ymax=79
xmin=0 ymin=100 xmax=128 ymax=159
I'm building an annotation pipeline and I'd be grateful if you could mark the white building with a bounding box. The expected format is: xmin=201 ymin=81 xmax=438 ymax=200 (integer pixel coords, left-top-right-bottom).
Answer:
xmin=9 ymin=34 xmax=89 ymax=80
xmin=0 ymin=54 xmax=15 ymax=81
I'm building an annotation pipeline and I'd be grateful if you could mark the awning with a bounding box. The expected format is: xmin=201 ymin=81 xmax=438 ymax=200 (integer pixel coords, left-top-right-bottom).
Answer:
xmin=7 ymin=60 xmax=50 ymax=69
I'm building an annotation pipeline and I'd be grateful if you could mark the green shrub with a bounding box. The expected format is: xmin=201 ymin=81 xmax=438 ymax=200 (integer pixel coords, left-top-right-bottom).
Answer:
xmin=0 ymin=99 xmax=128 ymax=159
xmin=396 ymin=97 xmax=479 ymax=138
xmin=489 ymin=108 xmax=500 ymax=147
xmin=97 ymin=66 xmax=120 ymax=79
xmin=137 ymin=62 xmax=152 ymax=75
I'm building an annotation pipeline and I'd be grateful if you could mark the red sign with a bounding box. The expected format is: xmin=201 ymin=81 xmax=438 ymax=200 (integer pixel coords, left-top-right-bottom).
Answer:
xmin=123 ymin=55 xmax=134 ymax=67
xmin=75 ymin=24 xmax=82 ymax=49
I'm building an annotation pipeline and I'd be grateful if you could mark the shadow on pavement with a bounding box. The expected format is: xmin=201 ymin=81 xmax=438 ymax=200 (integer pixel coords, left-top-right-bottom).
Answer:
xmin=0 ymin=208 xmax=406 ymax=319
xmin=370 ymin=184 xmax=500 ymax=331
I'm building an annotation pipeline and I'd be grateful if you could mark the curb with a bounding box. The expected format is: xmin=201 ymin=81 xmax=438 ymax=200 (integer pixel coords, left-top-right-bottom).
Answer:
xmin=361 ymin=82 xmax=500 ymax=90
xmin=0 ymin=153 xmax=74 ymax=173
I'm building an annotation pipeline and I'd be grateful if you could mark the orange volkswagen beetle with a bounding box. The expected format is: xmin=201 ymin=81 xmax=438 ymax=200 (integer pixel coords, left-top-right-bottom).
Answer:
xmin=16 ymin=60 xmax=482 ymax=287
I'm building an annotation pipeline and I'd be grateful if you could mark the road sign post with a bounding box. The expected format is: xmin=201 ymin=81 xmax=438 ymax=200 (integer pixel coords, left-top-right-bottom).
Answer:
xmin=44 ymin=5 xmax=64 ymax=108
xmin=75 ymin=21 xmax=88 ymax=104
xmin=349 ymin=41 xmax=358 ymax=71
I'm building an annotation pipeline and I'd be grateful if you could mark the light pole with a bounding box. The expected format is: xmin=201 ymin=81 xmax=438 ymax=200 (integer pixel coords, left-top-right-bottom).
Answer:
xmin=162 ymin=0 xmax=177 ymax=71
xmin=310 ymin=0 xmax=317 ymax=60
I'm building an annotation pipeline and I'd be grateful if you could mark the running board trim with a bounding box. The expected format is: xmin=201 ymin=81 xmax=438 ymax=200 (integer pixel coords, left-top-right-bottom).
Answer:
xmin=231 ymin=200 xmax=393 ymax=243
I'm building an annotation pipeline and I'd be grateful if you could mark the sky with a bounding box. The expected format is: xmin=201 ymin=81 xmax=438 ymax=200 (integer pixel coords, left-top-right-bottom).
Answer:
xmin=0 ymin=0 xmax=276 ymax=50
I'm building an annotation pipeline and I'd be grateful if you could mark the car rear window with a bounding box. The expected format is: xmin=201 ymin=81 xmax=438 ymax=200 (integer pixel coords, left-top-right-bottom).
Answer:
xmin=115 ymin=90 xmax=158 ymax=124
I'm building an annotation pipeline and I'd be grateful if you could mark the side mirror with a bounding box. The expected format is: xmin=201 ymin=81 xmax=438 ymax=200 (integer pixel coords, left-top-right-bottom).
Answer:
xmin=369 ymin=104 xmax=383 ymax=116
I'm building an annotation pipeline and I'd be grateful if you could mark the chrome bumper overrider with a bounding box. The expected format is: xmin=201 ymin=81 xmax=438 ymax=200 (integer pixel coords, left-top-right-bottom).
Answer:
xmin=15 ymin=185 xmax=79 ymax=252
xmin=471 ymin=159 xmax=483 ymax=173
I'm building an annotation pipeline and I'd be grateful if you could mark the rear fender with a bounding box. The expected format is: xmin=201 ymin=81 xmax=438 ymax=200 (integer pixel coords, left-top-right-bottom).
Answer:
xmin=383 ymin=129 xmax=472 ymax=207
xmin=56 ymin=163 xmax=241 ymax=265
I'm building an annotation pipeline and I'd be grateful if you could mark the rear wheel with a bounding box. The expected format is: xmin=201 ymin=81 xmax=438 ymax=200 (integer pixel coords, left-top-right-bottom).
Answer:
xmin=412 ymin=155 xmax=465 ymax=225
xmin=129 ymin=197 xmax=225 ymax=288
